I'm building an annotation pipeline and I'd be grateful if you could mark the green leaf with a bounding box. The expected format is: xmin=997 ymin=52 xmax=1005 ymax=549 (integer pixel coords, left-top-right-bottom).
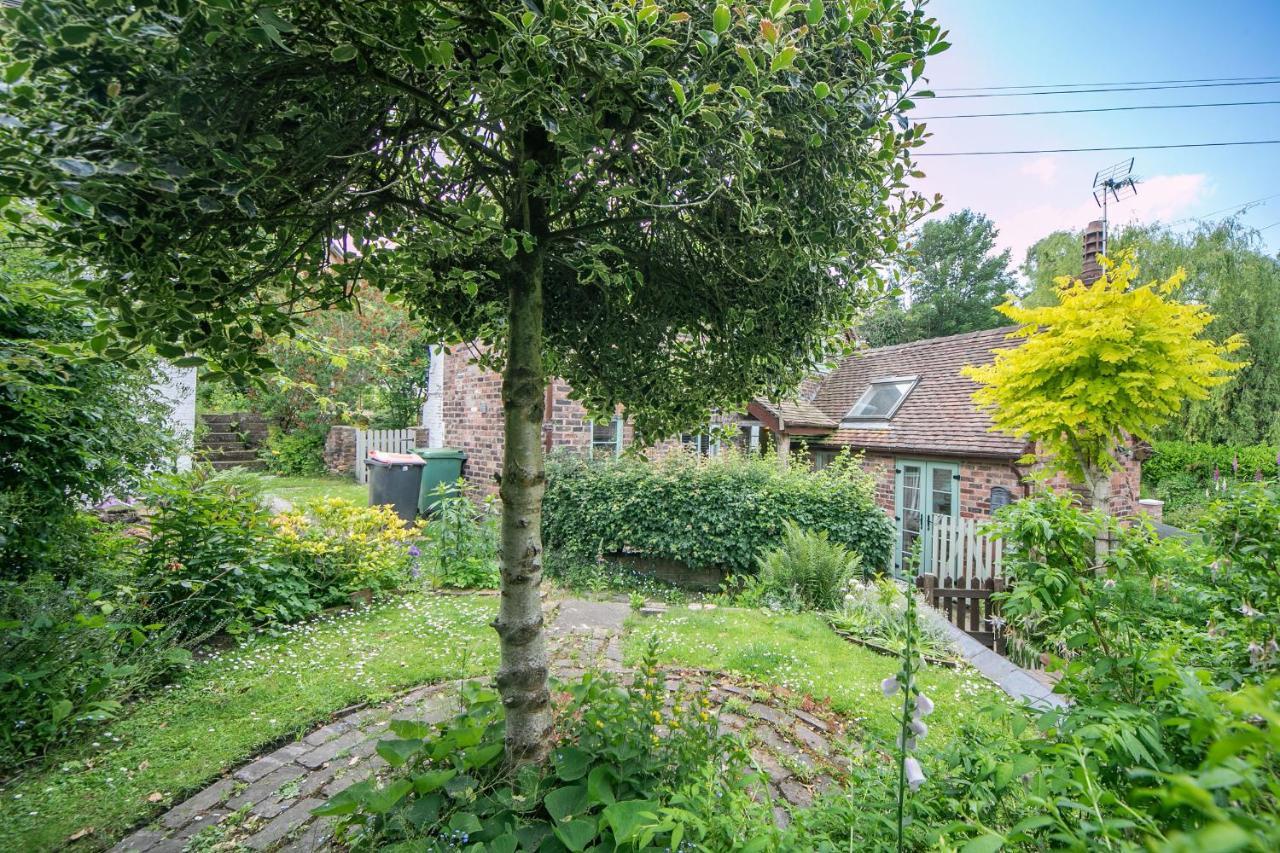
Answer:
xmin=553 ymin=816 xmax=599 ymax=851
xmin=51 ymin=699 xmax=73 ymax=725
xmin=330 ymin=44 xmax=358 ymax=62
xmin=364 ymin=779 xmax=412 ymax=814
xmin=554 ymin=746 xmax=591 ymax=781
xmin=544 ymin=785 xmax=589 ymax=823
xmin=586 ymin=765 xmax=615 ymax=806
xmin=59 ymin=25 xmax=96 ymax=46
xmin=647 ymin=37 xmax=678 ymax=49
xmin=712 ymin=4 xmax=731 ymax=34
xmin=601 ymin=800 xmax=658 ymax=844
xmin=463 ymin=742 xmax=503 ymax=770
xmin=1189 ymin=822 xmax=1252 ymax=853
xmin=960 ymin=835 xmax=1004 ymax=853
xmin=172 ymin=355 xmax=206 ymax=368
xmin=411 ymin=768 xmax=457 ymax=794
xmin=501 ymin=235 xmax=519 ymax=259
xmin=311 ymin=781 xmax=373 ymax=816
xmin=61 ymin=193 xmax=94 ymax=218
xmin=52 ymin=156 xmax=96 ymax=177
xmin=813 ymin=81 xmax=830 ymax=99
xmin=769 ymin=47 xmax=797 ymax=73
xmin=887 ymin=52 xmax=913 ymax=66
xmin=390 ymin=719 xmax=432 ymax=739
xmin=806 ymin=0 xmax=824 ymax=27
xmin=488 ymin=834 xmax=518 ymax=853
xmin=375 ymin=738 xmax=424 ymax=768
xmin=3 ymin=61 xmax=32 ymax=84
xmin=669 ymin=79 xmax=686 ymax=107
xmin=769 ymin=0 xmax=790 ymax=18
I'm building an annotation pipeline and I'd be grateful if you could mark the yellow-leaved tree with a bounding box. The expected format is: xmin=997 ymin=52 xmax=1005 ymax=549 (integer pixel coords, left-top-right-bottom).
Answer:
xmin=963 ymin=254 xmax=1245 ymax=518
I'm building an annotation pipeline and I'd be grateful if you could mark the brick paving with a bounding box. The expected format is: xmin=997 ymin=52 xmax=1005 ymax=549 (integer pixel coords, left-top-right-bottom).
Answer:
xmin=110 ymin=598 xmax=855 ymax=851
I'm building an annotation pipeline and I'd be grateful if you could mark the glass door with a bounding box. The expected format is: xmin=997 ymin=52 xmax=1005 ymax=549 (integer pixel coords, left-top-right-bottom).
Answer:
xmin=894 ymin=460 xmax=959 ymax=575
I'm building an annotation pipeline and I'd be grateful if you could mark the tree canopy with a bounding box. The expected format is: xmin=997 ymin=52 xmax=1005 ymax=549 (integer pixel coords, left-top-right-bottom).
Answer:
xmin=1 ymin=0 xmax=945 ymax=762
xmin=1020 ymin=218 xmax=1280 ymax=444
xmin=964 ymin=255 xmax=1244 ymax=510
xmin=859 ymin=208 xmax=1012 ymax=346
xmin=2 ymin=0 xmax=941 ymax=439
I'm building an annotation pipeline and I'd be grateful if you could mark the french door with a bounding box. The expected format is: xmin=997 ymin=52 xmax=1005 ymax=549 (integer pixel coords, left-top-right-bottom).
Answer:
xmin=893 ymin=459 xmax=959 ymax=575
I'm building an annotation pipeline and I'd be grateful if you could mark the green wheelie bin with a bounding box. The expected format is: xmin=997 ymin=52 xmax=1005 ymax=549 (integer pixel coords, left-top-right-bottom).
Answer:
xmin=412 ymin=448 xmax=467 ymax=515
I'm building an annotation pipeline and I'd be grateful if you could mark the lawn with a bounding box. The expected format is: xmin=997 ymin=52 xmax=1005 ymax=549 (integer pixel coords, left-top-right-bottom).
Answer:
xmin=0 ymin=594 xmax=498 ymax=852
xmin=257 ymin=474 xmax=368 ymax=506
xmin=624 ymin=606 xmax=1005 ymax=743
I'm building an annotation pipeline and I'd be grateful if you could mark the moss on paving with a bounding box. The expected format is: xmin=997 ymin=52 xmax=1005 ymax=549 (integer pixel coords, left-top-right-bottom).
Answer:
xmin=624 ymin=606 xmax=1005 ymax=743
xmin=0 ymin=594 xmax=497 ymax=852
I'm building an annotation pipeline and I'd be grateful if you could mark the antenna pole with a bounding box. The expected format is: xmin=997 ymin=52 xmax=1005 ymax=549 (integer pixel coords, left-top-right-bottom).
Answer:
xmin=1101 ymin=190 xmax=1108 ymax=256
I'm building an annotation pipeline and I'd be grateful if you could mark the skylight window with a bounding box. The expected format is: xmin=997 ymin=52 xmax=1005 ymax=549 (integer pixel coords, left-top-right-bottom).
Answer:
xmin=844 ymin=376 xmax=918 ymax=421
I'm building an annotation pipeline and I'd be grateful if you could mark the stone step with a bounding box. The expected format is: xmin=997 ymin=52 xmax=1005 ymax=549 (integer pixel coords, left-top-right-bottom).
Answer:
xmin=208 ymin=459 xmax=267 ymax=471
xmin=199 ymin=448 xmax=261 ymax=463
xmin=199 ymin=413 xmax=270 ymax=428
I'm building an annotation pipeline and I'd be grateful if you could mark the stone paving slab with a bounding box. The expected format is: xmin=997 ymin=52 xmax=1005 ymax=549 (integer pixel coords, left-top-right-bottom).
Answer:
xmin=109 ymin=597 xmax=859 ymax=850
xmin=920 ymin=605 xmax=1068 ymax=710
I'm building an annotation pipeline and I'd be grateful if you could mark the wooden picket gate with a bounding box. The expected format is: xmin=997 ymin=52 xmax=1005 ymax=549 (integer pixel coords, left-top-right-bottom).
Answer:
xmin=353 ymin=428 xmax=417 ymax=484
xmin=917 ymin=513 xmax=1007 ymax=650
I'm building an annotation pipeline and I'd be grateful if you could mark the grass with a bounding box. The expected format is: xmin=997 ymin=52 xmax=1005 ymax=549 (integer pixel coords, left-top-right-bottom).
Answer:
xmin=624 ymin=606 xmax=1006 ymax=743
xmin=0 ymin=594 xmax=498 ymax=852
xmin=256 ymin=474 xmax=368 ymax=506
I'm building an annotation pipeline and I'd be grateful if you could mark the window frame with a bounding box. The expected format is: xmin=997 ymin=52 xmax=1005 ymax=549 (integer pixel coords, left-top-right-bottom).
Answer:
xmin=842 ymin=375 xmax=919 ymax=423
xmin=590 ymin=416 xmax=624 ymax=459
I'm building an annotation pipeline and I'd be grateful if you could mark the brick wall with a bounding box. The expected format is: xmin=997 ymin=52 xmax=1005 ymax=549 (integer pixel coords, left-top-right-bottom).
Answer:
xmin=1039 ymin=451 xmax=1143 ymax=519
xmin=959 ymin=459 xmax=1029 ymax=519
xmin=324 ymin=425 xmax=357 ymax=475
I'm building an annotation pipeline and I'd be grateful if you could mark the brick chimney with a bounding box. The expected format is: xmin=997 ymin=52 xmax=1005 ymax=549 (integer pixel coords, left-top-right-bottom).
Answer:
xmin=1081 ymin=220 xmax=1105 ymax=283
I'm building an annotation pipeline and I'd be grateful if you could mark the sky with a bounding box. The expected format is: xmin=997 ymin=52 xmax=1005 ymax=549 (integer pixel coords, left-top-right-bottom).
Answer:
xmin=909 ymin=0 xmax=1280 ymax=269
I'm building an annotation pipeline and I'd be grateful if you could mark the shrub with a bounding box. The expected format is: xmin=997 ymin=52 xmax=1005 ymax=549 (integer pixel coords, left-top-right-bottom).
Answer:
xmin=747 ymin=521 xmax=861 ymax=611
xmin=0 ymin=518 xmax=190 ymax=766
xmin=272 ymin=498 xmax=425 ymax=596
xmin=260 ymin=426 xmax=327 ymax=476
xmin=542 ymin=448 xmax=893 ymax=574
xmin=320 ymin=643 xmax=777 ymax=850
xmin=0 ymin=258 xmax=174 ymax=574
xmin=1146 ymin=440 xmax=1279 ymax=489
xmin=827 ymin=576 xmax=955 ymax=660
xmin=139 ymin=467 xmax=318 ymax=637
xmin=418 ymin=481 xmax=499 ymax=589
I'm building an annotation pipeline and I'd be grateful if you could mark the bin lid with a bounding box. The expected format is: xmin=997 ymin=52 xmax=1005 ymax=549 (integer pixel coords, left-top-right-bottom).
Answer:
xmin=367 ymin=450 xmax=425 ymax=465
xmin=412 ymin=447 xmax=467 ymax=460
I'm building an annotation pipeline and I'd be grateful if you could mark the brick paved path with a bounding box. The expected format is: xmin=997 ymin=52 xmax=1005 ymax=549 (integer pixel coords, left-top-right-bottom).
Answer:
xmin=111 ymin=599 xmax=853 ymax=851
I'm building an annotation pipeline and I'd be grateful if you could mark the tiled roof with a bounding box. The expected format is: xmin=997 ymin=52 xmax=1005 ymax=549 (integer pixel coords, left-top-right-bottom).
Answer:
xmin=751 ymin=397 xmax=837 ymax=429
xmin=807 ymin=326 xmax=1030 ymax=459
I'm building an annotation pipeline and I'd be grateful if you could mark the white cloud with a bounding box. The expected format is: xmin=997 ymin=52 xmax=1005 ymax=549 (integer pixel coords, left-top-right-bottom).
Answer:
xmin=995 ymin=173 xmax=1209 ymax=264
xmin=1018 ymin=156 xmax=1060 ymax=186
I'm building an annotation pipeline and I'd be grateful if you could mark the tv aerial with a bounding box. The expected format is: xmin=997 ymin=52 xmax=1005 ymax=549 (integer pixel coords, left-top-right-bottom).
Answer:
xmin=1092 ymin=157 xmax=1139 ymax=254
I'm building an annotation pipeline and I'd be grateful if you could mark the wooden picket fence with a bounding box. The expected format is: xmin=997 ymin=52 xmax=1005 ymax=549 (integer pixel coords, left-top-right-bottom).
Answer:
xmin=353 ymin=428 xmax=417 ymax=484
xmin=918 ymin=513 xmax=1007 ymax=650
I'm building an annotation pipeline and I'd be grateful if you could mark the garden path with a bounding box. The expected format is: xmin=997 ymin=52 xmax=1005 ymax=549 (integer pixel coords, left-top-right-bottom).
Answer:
xmin=111 ymin=598 xmax=854 ymax=852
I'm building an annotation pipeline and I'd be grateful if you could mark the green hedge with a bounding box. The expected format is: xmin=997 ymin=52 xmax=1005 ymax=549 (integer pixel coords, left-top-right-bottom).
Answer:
xmin=1145 ymin=440 xmax=1280 ymax=486
xmin=542 ymin=450 xmax=894 ymax=573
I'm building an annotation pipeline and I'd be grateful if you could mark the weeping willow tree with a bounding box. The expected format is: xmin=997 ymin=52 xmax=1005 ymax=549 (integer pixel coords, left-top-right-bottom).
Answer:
xmin=1 ymin=0 xmax=944 ymax=762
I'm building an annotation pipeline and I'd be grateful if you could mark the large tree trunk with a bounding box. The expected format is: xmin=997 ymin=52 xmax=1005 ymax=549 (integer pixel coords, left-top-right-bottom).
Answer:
xmin=493 ymin=252 xmax=553 ymax=765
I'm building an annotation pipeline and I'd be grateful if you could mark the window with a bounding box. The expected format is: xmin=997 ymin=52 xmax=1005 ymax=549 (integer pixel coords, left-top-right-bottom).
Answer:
xmin=681 ymin=432 xmax=712 ymax=455
xmin=844 ymin=376 xmax=918 ymax=421
xmin=591 ymin=417 xmax=623 ymax=458
xmin=812 ymin=450 xmax=836 ymax=471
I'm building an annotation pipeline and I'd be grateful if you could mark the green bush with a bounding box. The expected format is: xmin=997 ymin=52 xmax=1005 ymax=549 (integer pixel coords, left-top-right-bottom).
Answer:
xmin=747 ymin=521 xmax=861 ymax=611
xmin=0 ymin=517 xmax=190 ymax=767
xmin=1146 ymin=440 xmax=1279 ymax=488
xmin=260 ymin=426 xmax=327 ymax=476
xmin=542 ymin=448 xmax=893 ymax=574
xmin=139 ymin=467 xmax=320 ymax=637
xmin=320 ymin=643 xmax=778 ymax=850
xmin=419 ymin=481 xmax=499 ymax=589
xmin=1 ymin=259 xmax=174 ymax=574
xmin=272 ymin=497 xmax=424 ymax=596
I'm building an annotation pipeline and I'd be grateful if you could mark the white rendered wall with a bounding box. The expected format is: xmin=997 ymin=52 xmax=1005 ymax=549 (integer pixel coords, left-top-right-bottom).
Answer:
xmin=154 ymin=362 xmax=197 ymax=471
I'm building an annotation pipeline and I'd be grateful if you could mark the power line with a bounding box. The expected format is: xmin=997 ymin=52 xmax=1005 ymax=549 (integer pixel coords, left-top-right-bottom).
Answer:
xmin=933 ymin=79 xmax=1280 ymax=99
xmin=915 ymin=139 xmax=1280 ymax=157
xmin=916 ymin=99 xmax=1280 ymax=120
xmin=1260 ymin=220 xmax=1280 ymax=232
xmin=935 ymin=75 xmax=1280 ymax=92
xmin=1168 ymin=192 xmax=1280 ymax=226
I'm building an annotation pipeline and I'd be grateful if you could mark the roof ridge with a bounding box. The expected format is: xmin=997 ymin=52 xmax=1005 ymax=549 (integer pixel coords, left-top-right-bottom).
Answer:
xmin=853 ymin=324 xmax=1022 ymax=357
